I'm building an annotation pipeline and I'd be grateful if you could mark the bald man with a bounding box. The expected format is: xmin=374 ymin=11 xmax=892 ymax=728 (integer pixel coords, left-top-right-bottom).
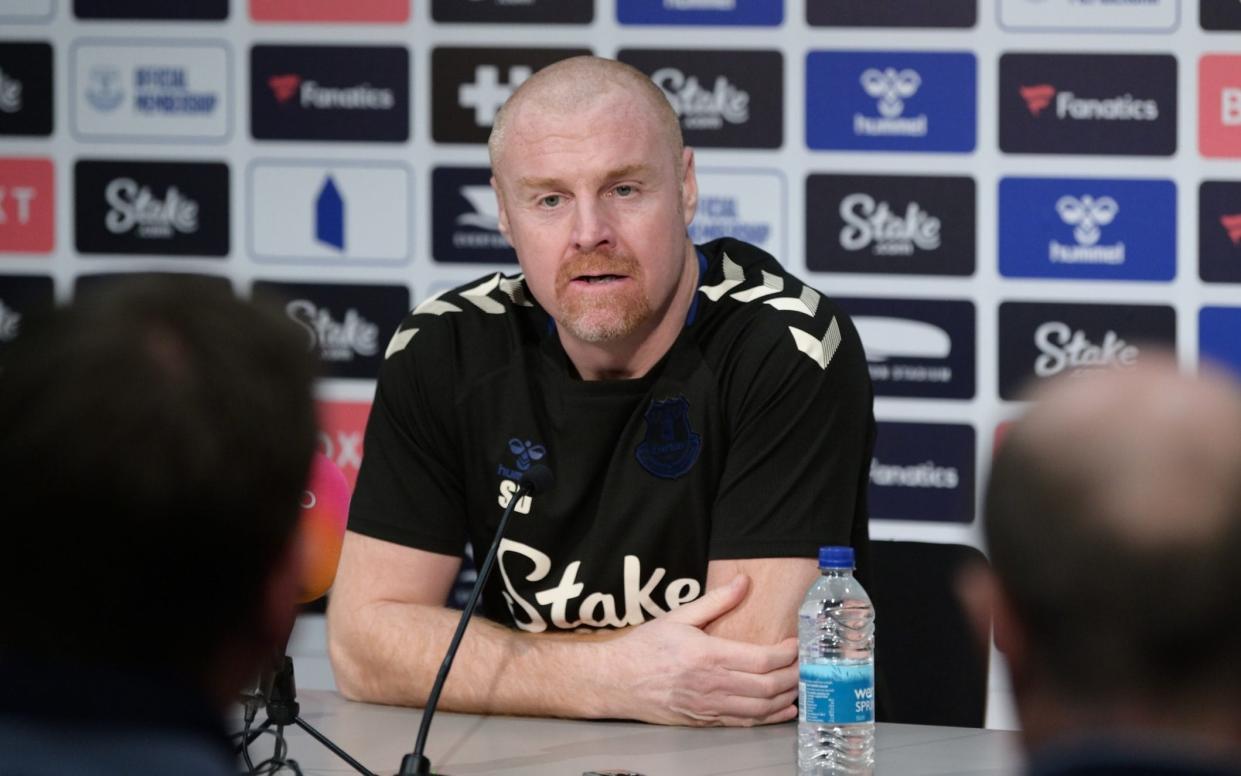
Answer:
xmin=971 ymin=358 xmax=1241 ymax=774
xmin=328 ymin=56 xmax=875 ymax=726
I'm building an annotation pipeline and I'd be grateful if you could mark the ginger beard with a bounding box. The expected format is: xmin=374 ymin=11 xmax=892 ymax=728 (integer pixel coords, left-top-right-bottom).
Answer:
xmin=553 ymin=250 xmax=651 ymax=344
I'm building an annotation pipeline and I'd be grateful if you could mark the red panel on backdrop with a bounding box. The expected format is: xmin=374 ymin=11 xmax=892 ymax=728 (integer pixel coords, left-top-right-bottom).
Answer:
xmin=316 ymin=400 xmax=371 ymax=491
xmin=0 ymin=158 xmax=54 ymax=254
xmin=251 ymin=0 xmax=409 ymax=21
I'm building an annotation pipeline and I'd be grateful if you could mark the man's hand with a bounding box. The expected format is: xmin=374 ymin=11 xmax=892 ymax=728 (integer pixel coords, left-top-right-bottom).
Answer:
xmin=600 ymin=575 xmax=799 ymax=727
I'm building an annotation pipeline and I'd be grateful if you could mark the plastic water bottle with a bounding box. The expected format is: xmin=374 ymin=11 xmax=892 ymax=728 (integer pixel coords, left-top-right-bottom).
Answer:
xmin=797 ymin=546 xmax=875 ymax=775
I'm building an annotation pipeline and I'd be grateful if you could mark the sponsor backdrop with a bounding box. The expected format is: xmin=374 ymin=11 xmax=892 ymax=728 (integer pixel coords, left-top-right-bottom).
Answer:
xmin=3 ymin=0 xmax=1240 ymax=727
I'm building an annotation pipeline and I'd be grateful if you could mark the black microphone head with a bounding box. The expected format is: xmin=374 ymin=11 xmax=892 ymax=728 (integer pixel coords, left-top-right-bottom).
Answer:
xmin=520 ymin=463 xmax=555 ymax=495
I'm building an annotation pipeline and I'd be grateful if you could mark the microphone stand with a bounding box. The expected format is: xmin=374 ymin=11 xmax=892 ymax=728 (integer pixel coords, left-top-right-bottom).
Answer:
xmin=397 ymin=466 xmax=551 ymax=776
xmin=238 ymin=644 xmax=377 ymax=775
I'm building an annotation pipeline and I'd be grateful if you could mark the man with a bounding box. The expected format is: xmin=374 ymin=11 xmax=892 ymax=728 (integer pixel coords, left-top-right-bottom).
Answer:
xmin=0 ymin=277 xmax=319 ymax=774
xmin=971 ymin=358 xmax=1241 ymax=774
xmin=329 ymin=56 xmax=874 ymax=727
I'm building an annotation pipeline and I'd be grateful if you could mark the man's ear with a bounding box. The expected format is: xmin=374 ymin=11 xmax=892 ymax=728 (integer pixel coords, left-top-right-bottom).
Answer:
xmin=491 ymin=175 xmax=514 ymax=247
xmin=957 ymin=561 xmax=1029 ymax=683
xmin=680 ymin=147 xmax=698 ymax=227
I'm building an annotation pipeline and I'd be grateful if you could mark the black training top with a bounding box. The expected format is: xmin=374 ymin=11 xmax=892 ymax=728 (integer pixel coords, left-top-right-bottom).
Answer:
xmin=349 ymin=237 xmax=875 ymax=633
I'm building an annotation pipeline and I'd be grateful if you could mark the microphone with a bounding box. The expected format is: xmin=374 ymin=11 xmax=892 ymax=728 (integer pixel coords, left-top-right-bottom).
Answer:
xmin=398 ymin=464 xmax=555 ymax=776
xmin=297 ymin=452 xmax=350 ymax=603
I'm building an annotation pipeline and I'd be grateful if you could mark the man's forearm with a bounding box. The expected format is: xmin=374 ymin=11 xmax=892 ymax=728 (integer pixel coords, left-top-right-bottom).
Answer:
xmin=329 ymin=598 xmax=622 ymax=719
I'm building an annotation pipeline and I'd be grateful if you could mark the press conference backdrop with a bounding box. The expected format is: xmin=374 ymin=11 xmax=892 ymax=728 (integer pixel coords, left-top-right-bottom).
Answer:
xmin=3 ymin=0 xmax=1241 ymax=728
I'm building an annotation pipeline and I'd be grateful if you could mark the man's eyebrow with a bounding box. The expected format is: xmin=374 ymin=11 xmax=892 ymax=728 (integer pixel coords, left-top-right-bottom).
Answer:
xmin=514 ymin=165 xmax=655 ymax=193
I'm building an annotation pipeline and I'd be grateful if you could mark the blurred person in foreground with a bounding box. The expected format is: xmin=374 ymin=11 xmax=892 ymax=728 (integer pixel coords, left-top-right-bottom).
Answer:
xmin=328 ymin=55 xmax=875 ymax=726
xmin=0 ymin=277 xmax=319 ymax=775
xmin=968 ymin=356 xmax=1241 ymax=775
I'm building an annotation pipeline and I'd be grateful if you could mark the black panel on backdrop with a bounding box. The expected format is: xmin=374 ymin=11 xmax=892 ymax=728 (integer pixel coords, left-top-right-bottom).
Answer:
xmin=75 ymin=273 xmax=232 ymax=300
xmin=431 ymin=47 xmax=591 ymax=144
xmin=870 ymin=421 xmax=976 ymax=524
xmin=75 ymin=0 xmax=228 ymax=19
xmin=999 ymin=53 xmax=1177 ymax=156
xmin=0 ymin=42 xmax=53 ymax=137
xmin=251 ymin=45 xmax=409 ymax=143
xmin=806 ymin=0 xmax=976 ymax=28
xmin=432 ymin=0 xmax=592 ymax=23
xmin=252 ymin=281 xmax=410 ymax=380
xmin=617 ymin=49 xmax=783 ymax=149
xmin=834 ymin=297 xmax=976 ymax=400
xmin=806 ymin=174 xmax=975 ymax=276
xmin=75 ymin=160 xmax=230 ymax=258
xmin=432 ymin=167 xmax=517 ymax=264
xmin=0 ymin=275 xmax=54 ymax=357
xmin=998 ymin=301 xmax=1177 ymax=400
xmin=1199 ymin=181 xmax=1241 ymax=283
xmin=1201 ymin=0 xmax=1241 ymax=29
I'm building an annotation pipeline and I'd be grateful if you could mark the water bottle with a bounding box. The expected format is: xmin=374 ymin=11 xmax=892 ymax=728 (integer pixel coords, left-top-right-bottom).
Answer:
xmin=797 ymin=545 xmax=875 ymax=775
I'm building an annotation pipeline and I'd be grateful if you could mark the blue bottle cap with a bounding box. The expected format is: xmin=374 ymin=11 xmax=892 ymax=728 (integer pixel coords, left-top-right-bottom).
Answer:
xmin=819 ymin=545 xmax=854 ymax=569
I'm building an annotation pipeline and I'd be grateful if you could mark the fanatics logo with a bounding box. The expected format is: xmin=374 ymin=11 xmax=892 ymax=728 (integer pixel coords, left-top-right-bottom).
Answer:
xmin=251 ymin=0 xmax=409 ymax=22
xmin=71 ymin=41 xmax=231 ymax=143
xmin=431 ymin=47 xmax=590 ymax=144
xmin=1199 ymin=55 xmax=1241 ymax=158
xmin=617 ymin=0 xmax=783 ymax=26
xmin=999 ymin=53 xmax=1177 ymax=156
xmin=1198 ymin=181 xmax=1241 ymax=283
xmin=618 ymin=49 xmax=783 ymax=149
xmin=805 ymin=174 xmax=974 ymax=276
xmin=998 ymin=302 xmax=1176 ymax=399
xmin=806 ymin=50 xmax=976 ymax=153
xmin=250 ymin=161 xmax=412 ymax=265
xmin=869 ymin=421 xmax=975 ymax=524
xmin=0 ymin=158 xmax=55 ymax=254
xmin=1020 ymin=84 xmax=1055 ymax=117
xmin=0 ymin=42 xmax=53 ymax=137
xmin=999 ymin=177 xmax=1175 ymax=281
xmin=251 ymin=45 xmax=409 ymax=142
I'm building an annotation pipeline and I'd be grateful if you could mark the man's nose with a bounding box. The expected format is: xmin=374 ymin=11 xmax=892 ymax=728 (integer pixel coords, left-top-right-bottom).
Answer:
xmin=571 ymin=199 xmax=613 ymax=253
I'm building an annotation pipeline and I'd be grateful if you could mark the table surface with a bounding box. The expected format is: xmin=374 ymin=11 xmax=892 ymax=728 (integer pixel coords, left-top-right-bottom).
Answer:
xmin=237 ymin=690 xmax=1024 ymax=775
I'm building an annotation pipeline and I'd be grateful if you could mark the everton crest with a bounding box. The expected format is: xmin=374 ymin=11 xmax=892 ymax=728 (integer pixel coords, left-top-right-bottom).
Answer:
xmin=635 ymin=395 xmax=701 ymax=479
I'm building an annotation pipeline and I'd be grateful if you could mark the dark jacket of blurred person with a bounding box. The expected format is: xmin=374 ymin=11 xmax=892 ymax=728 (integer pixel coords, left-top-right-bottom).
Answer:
xmin=0 ymin=277 xmax=318 ymax=775
xmin=965 ymin=356 xmax=1241 ymax=776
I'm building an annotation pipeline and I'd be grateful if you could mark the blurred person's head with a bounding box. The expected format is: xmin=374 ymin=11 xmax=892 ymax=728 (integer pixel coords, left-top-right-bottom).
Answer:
xmin=0 ymin=276 xmax=318 ymax=706
xmin=974 ymin=355 xmax=1241 ymax=753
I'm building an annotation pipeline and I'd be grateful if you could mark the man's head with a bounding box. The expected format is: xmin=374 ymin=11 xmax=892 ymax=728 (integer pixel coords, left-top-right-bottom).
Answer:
xmin=488 ymin=56 xmax=698 ymax=349
xmin=0 ymin=277 xmax=318 ymax=701
xmin=979 ymin=357 xmax=1241 ymax=745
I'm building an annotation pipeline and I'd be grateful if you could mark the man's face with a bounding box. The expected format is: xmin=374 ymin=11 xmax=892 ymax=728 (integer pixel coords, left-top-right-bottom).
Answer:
xmin=491 ymin=91 xmax=697 ymax=345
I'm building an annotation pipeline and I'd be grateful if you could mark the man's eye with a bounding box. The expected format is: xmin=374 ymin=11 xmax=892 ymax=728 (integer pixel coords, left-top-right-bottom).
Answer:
xmin=614 ymin=185 xmax=634 ymax=197
xmin=540 ymin=195 xmax=561 ymax=208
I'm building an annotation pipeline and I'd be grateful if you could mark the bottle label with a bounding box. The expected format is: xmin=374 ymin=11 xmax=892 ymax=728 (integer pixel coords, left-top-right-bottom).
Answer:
xmin=799 ymin=662 xmax=874 ymax=725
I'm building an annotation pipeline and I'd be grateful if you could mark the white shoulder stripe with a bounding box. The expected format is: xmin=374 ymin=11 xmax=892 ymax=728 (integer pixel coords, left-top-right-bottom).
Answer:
xmin=699 ymin=251 xmax=745 ymax=301
xmin=460 ymin=274 xmax=506 ymax=314
xmin=730 ymin=270 xmax=783 ymax=303
xmin=764 ymin=285 xmax=820 ymax=318
xmin=385 ymin=328 xmax=419 ymax=359
xmin=788 ymin=316 xmax=841 ymax=371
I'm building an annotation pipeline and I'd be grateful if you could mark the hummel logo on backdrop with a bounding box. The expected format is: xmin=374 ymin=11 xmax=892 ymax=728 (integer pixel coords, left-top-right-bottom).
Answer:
xmin=1052 ymin=195 xmax=1123 ymax=265
xmin=459 ymin=65 xmax=531 ymax=126
xmin=0 ymin=69 xmax=21 ymax=113
xmin=856 ymin=68 xmax=926 ymax=137
xmin=1222 ymin=214 xmax=1241 ymax=246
